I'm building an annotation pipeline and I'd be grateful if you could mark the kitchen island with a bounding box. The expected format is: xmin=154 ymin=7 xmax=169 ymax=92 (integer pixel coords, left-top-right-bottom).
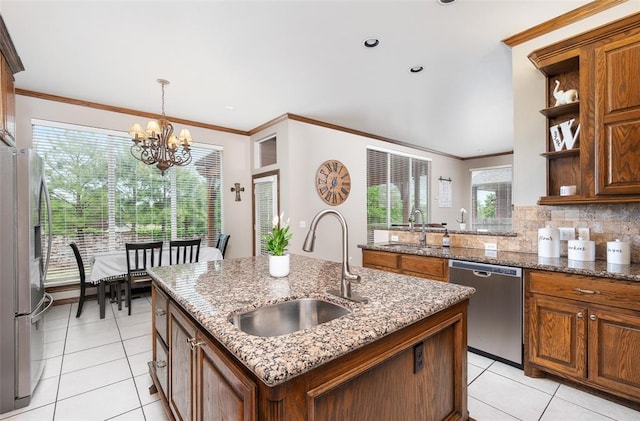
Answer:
xmin=147 ymin=254 xmax=475 ymax=421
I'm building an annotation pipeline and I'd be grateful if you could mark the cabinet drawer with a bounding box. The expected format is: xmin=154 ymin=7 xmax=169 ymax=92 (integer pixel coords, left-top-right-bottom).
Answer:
xmin=527 ymin=270 xmax=640 ymax=311
xmin=362 ymin=250 xmax=400 ymax=270
xmin=400 ymin=255 xmax=448 ymax=281
xmin=155 ymin=336 xmax=169 ymax=396
xmin=154 ymin=286 xmax=169 ymax=345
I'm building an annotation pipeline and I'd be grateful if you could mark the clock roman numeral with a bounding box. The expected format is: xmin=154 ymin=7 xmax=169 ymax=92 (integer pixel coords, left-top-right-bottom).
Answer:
xmin=340 ymin=187 xmax=349 ymax=195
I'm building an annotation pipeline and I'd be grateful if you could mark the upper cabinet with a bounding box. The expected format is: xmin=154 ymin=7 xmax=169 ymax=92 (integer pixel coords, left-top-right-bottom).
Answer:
xmin=0 ymin=15 xmax=24 ymax=146
xmin=529 ymin=12 xmax=640 ymax=205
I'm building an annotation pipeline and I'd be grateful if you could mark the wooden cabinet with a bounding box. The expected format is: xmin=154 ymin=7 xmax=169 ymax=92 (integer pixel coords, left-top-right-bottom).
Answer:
xmin=151 ymin=285 xmax=257 ymax=421
xmin=525 ymin=270 xmax=640 ymax=403
xmin=362 ymin=249 xmax=448 ymax=282
xmin=150 ymin=282 xmax=469 ymax=420
xmin=0 ymin=17 xmax=24 ymax=146
xmin=529 ymin=12 xmax=640 ymax=204
xmin=595 ymin=33 xmax=640 ymax=196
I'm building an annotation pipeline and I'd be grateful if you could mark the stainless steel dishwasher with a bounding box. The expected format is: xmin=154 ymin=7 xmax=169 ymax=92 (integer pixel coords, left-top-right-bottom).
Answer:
xmin=449 ymin=260 xmax=523 ymax=368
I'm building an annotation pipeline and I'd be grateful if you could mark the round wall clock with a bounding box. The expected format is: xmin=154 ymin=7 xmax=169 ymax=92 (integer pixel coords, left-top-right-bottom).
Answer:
xmin=315 ymin=159 xmax=351 ymax=205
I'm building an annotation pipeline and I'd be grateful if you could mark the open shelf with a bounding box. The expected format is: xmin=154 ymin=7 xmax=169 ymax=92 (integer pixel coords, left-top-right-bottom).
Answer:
xmin=539 ymin=102 xmax=580 ymax=118
xmin=540 ymin=148 xmax=580 ymax=159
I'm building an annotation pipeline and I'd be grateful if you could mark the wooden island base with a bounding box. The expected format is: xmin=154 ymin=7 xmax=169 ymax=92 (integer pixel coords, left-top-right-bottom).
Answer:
xmin=150 ymin=284 xmax=470 ymax=421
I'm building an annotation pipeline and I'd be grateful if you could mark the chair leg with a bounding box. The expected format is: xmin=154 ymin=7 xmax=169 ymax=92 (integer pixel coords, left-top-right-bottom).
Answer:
xmin=76 ymin=283 xmax=85 ymax=318
xmin=117 ymin=281 xmax=123 ymax=311
xmin=127 ymin=282 xmax=132 ymax=316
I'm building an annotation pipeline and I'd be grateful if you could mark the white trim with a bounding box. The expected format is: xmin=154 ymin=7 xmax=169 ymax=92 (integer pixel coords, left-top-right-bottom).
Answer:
xmin=469 ymin=164 xmax=512 ymax=172
xmin=366 ymin=145 xmax=433 ymax=161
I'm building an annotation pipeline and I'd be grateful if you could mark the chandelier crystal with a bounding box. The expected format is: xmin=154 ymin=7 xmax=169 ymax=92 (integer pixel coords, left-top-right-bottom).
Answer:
xmin=129 ymin=79 xmax=193 ymax=175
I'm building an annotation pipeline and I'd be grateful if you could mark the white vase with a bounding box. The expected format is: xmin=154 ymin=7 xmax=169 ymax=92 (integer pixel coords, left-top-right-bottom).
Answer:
xmin=459 ymin=223 xmax=466 ymax=231
xmin=268 ymin=254 xmax=290 ymax=277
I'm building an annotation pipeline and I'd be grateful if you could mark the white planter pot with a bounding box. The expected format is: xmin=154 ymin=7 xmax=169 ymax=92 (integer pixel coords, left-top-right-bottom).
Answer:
xmin=459 ymin=223 xmax=466 ymax=231
xmin=269 ymin=254 xmax=290 ymax=277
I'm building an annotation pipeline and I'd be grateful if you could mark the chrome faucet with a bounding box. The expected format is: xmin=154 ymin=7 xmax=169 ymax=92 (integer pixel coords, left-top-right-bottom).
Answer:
xmin=302 ymin=209 xmax=368 ymax=303
xmin=412 ymin=207 xmax=427 ymax=247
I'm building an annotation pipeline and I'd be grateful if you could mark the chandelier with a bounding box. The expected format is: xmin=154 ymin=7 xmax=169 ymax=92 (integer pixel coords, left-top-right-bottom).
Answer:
xmin=129 ymin=79 xmax=193 ymax=175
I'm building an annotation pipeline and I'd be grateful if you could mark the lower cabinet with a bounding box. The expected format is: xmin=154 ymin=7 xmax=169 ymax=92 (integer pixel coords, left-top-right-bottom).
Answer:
xmin=526 ymin=270 xmax=640 ymax=403
xmin=168 ymin=302 xmax=257 ymax=421
xmin=362 ymin=249 xmax=449 ymax=282
xmin=151 ymin=282 xmax=469 ymax=420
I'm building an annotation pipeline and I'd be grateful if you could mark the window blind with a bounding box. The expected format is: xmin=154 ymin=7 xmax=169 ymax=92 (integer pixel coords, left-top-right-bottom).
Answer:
xmin=366 ymin=148 xmax=431 ymax=242
xmin=32 ymin=120 xmax=224 ymax=286
xmin=254 ymin=175 xmax=278 ymax=255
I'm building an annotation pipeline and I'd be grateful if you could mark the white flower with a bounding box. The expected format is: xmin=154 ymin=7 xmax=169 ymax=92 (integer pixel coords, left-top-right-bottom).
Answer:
xmin=460 ymin=208 xmax=467 ymax=214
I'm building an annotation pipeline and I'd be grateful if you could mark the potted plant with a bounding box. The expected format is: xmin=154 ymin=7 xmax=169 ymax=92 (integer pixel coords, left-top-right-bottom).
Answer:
xmin=262 ymin=213 xmax=293 ymax=277
xmin=457 ymin=208 xmax=467 ymax=231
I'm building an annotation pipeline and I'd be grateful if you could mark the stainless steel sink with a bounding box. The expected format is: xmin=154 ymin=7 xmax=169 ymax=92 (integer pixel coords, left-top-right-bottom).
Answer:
xmin=229 ymin=298 xmax=351 ymax=337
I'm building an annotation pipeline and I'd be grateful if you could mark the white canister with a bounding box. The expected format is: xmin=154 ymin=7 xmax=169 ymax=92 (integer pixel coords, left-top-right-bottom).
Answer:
xmin=567 ymin=238 xmax=595 ymax=262
xmin=538 ymin=227 xmax=560 ymax=258
xmin=607 ymin=239 xmax=631 ymax=265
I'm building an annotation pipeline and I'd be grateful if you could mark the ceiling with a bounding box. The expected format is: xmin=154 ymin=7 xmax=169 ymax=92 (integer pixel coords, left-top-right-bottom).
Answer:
xmin=1 ymin=0 xmax=593 ymax=158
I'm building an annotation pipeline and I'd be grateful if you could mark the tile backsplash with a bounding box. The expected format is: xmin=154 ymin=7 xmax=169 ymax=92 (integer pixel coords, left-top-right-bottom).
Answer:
xmin=389 ymin=204 xmax=640 ymax=263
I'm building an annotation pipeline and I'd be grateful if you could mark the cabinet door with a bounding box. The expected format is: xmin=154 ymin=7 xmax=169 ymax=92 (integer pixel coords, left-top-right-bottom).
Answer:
xmin=528 ymin=295 xmax=587 ymax=378
xmin=196 ymin=334 xmax=256 ymax=421
xmin=169 ymin=304 xmax=197 ymax=421
xmin=595 ymin=34 xmax=640 ymax=196
xmin=588 ymin=307 xmax=640 ymax=400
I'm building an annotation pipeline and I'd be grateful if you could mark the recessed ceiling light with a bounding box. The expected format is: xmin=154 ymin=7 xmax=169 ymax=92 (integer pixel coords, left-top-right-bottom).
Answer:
xmin=410 ymin=66 xmax=424 ymax=73
xmin=363 ymin=38 xmax=380 ymax=48
xmin=225 ymin=105 xmax=234 ymax=111
xmin=437 ymin=0 xmax=456 ymax=5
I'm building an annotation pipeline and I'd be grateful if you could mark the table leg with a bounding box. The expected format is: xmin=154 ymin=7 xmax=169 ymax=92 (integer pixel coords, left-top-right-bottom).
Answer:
xmin=99 ymin=281 xmax=106 ymax=319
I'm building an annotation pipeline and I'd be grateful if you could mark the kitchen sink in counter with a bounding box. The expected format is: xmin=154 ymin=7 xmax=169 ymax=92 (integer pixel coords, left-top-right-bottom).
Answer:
xmin=360 ymin=243 xmax=640 ymax=282
xmin=147 ymin=253 xmax=475 ymax=420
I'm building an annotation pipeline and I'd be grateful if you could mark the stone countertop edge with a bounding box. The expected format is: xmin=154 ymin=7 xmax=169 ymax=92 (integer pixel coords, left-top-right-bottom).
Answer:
xmin=359 ymin=243 xmax=640 ymax=282
xmin=147 ymin=254 xmax=475 ymax=387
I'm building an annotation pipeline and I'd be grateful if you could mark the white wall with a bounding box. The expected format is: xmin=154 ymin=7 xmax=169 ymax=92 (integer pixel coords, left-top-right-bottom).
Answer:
xmin=512 ymin=3 xmax=640 ymax=206
xmin=251 ymin=118 xmax=474 ymax=266
xmin=15 ymin=95 xmax=254 ymax=258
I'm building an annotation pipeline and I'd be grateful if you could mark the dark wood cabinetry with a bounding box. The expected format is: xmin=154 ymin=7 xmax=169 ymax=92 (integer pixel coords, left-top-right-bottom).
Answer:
xmin=529 ymin=12 xmax=640 ymax=204
xmin=362 ymin=249 xmax=449 ymax=282
xmin=151 ymin=283 xmax=469 ymax=420
xmin=0 ymin=16 xmax=24 ymax=146
xmin=525 ymin=270 xmax=640 ymax=403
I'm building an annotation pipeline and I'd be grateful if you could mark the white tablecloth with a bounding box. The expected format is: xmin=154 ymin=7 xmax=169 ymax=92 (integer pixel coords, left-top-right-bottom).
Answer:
xmin=89 ymin=246 xmax=222 ymax=284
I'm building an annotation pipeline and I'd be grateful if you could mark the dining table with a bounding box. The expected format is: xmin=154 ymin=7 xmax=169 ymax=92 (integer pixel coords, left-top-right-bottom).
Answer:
xmin=90 ymin=246 xmax=223 ymax=318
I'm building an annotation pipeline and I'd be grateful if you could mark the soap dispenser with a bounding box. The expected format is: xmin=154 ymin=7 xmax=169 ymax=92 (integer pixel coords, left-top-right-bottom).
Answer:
xmin=442 ymin=225 xmax=450 ymax=248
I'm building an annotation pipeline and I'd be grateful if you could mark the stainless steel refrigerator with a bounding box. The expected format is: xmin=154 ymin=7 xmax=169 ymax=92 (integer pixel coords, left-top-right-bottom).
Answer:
xmin=0 ymin=145 xmax=53 ymax=414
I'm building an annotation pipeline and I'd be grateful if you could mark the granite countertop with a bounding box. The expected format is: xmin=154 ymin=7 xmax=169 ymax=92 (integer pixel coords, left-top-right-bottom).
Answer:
xmin=359 ymin=243 xmax=640 ymax=282
xmin=147 ymin=254 xmax=474 ymax=387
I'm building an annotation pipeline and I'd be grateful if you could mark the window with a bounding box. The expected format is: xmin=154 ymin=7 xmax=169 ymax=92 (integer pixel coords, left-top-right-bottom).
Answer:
xmin=366 ymin=148 xmax=431 ymax=242
xmin=256 ymin=136 xmax=277 ymax=167
xmin=33 ymin=120 xmax=224 ymax=286
xmin=253 ymin=172 xmax=278 ymax=256
xmin=470 ymin=165 xmax=512 ymax=231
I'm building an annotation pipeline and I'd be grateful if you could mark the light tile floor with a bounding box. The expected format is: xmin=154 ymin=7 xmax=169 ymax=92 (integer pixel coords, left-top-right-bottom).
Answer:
xmin=3 ymin=295 xmax=640 ymax=421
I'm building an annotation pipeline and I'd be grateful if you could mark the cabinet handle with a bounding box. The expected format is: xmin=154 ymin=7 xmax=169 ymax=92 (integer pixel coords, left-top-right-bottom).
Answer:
xmin=155 ymin=308 xmax=166 ymax=316
xmin=574 ymin=288 xmax=600 ymax=295
xmin=187 ymin=337 xmax=205 ymax=350
xmin=589 ymin=314 xmax=597 ymax=321
xmin=577 ymin=312 xmax=583 ymax=318
xmin=155 ymin=360 xmax=167 ymax=369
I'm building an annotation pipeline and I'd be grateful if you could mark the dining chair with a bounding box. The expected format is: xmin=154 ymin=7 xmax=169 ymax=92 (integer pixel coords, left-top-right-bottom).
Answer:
xmin=125 ymin=241 xmax=163 ymax=315
xmin=216 ymin=234 xmax=231 ymax=258
xmin=70 ymin=242 xmax=123 ymax=317
xmin=169 ymin=238 xmax=201 ymax=264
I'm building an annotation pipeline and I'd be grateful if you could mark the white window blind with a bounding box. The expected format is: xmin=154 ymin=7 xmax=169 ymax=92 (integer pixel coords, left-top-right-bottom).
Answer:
xmin=254 ymin=174 xmax=278 ymax=255
xmin=32 ymin=120 xmax=224 ymax=286
xmin=470 ymin=166 xmax=512 ymax=231
xmin=367 ymin=148 xmax=431 ymax=242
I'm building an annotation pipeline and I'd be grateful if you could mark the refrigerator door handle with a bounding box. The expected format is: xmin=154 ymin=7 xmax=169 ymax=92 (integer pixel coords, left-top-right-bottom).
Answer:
xmin=31 ymin=293 xmax=53 ymax=323
xmin=40 ymin=175 xmax=53 ymax=283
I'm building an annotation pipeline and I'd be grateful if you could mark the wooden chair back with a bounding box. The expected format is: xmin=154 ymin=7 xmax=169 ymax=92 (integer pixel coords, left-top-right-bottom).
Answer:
xmin=216 ymin=234 xmax=230 ymax=258
xmin=169 ymin=239 xmax=201 ymax=264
